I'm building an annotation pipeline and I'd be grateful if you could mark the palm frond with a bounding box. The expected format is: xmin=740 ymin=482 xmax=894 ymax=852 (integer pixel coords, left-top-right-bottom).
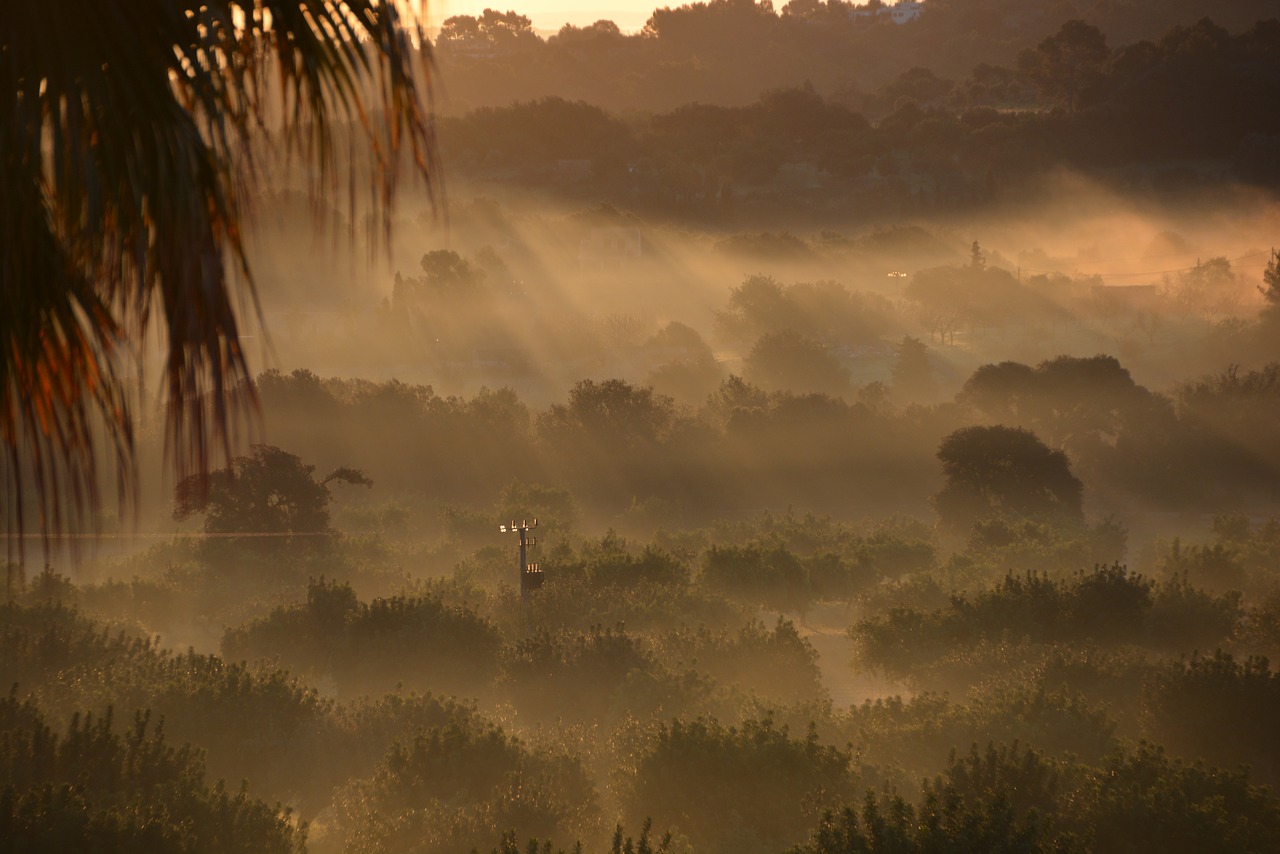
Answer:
xmin=1 ymin=0 xmax=440 ymax=558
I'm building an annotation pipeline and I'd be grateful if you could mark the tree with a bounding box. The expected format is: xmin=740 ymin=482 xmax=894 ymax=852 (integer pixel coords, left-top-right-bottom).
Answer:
xmin=1 ymin=2 xmax=436 ymax=545
xmin=933 ymin=426 xmax=1084 ymax=531
xmin=1018 ymin=20 xmax=1111 ymax=112
xmin=394 ymin=250 xmax=490 ymax=307
xmin=890 ymin=336 xmax=937 ymax=403
xmin=439 ymin=10 xmax=542 ymax=53
xmin=539 ymin=379 xmax=677 ymax=449
xmin=173 ymin=444 xmax=371 ymax=537
xmin=969 ymin=240 xmax=986 ymax=271
xmin=1260 ymin=248 xmax=1280 ymax=325
xmin=744 ymin=330 xmax=851 ymax=396
xmin=1165 ymin=256 xmax=1242 ymax=321
xmin=960 ymin=355 xmax=1148 ymax=449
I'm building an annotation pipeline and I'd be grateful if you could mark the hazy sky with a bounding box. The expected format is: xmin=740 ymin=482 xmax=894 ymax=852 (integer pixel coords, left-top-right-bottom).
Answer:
xmin=428 ymin=0 xmax=660 ymax=33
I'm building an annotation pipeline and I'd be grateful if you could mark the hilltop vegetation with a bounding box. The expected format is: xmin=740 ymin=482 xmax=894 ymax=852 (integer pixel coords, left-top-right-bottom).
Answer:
xmin=7 ymin=2 xmax=1280 ymax=852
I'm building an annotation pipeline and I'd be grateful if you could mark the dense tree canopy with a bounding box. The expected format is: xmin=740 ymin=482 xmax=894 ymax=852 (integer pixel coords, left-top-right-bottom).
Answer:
xmin=933 ymin=425 xmax=1084 ymax=531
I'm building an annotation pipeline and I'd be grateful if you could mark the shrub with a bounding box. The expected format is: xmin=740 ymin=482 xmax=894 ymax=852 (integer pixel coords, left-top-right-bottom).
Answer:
xmin=335 ymin=719 xmax=598 ymax=854
xmin=0 ymin=695 xmax=303 ymax=853
xmin=655 ymin=618 xmax=825 ymax=704
xmin=1142 ymin=652 xmax=1280 ymax=788
xmin=623 ymin=716 xmax=857 ymax=854
xmin=222 ymin=578 xmax=503 ymax=697
xmin=499 ymin=625 xmax=654 ymax=724
xmin=703 ymin=544 xmax=811 ymax=611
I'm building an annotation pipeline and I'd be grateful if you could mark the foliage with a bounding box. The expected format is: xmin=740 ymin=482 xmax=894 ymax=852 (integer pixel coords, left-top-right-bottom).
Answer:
xmin=656 ymin=619 xmax=825 ymax=705
xmin=1 ymin=0 xmax=435 ymax=544
xmin=496 ymin=532 xmax=746 ymax=635
xmin=851 ymin=565 xmax=1238 ymax=680
xmin=222 ymin=578 xmax=503 ymax=698
xmin=1082 ymin=742 xmax=1280 ymax=853
xmin=335 ymin=719 xmax=598 ymax=854
xmin=1261 ymin=249 xmax=1280 ymax=324
xmin=622 ymin=716 xmax=857 ymax=854
xmin=845 ymin=688 xmax=1117 ymax=781
xmin=906 ymin=263 xmax=1063 ymax=344
xmin=933 ymin=426 xmax=1084 ymax=532
xmin=173 ymin=444 xmax=370 ymax=539
xmin=703 ymin=543 xmax=812 ymax=611
xmin=0 ymin=600 xmax=338 ymax=809
xmin=744 ymin=330 xmax=852 ymax=397
xmin=959 ymin=355 xmax=1150 ymax=451
xmin=0 ymin=694 xmax=304 ymax=853
xmin=499 ymin=625 xmax=653 ymax=724
xmin=796 ymin=744 xmax=1056 ymax=853
xmin=797 ymin=740 xmax=1280 ymax=853
xmin=715 ymin=275 xmax=896 ymax=350
xmin=1142 ymin=652 xmax=1280 ymax=788
xmin=1017 ymin=20 xmax=1111 ymax=112
xmin=1174 ymin=364 xmax=1280 ymax=499
xmin=889 ymin=336 xmax=937 ymax=404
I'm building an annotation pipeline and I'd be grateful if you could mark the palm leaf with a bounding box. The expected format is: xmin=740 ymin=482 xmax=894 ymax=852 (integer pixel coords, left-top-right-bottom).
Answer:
xmin=1 ymin=0 xmax=440 ymax=559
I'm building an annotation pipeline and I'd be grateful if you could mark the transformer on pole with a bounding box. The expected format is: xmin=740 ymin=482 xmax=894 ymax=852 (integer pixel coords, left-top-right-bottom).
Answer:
xmin=500 ymin=519 xmax=542 ymax=600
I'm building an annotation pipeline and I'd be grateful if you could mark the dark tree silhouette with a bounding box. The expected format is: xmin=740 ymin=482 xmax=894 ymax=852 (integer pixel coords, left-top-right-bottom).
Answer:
xmin=890 ymin=336 xmax=937 ymax=403
xmin=933 ymin=425 xmax=1084 ymax=531
xmin=1018 ymin=20 xmax=1111 ymax=112
xmin=745 ymin=330 xmax=851 ymax=396
xmin=1260 ymin=248 xmax=1280 ymax=326
xmin=173 ymin=444 xmax=370 ymax=536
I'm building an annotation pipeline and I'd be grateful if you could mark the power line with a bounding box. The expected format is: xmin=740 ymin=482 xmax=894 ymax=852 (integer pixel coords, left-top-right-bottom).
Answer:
xmin=1019 ymin=249 xmax=1271 ymax=279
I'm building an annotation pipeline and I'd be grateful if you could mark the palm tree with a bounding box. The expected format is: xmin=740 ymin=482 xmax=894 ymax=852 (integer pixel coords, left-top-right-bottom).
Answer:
xmin=1 ymin=1 xmax=439 ymax=551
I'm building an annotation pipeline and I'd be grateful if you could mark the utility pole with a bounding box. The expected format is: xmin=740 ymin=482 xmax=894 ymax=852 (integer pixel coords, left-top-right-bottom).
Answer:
xmin=500 ymin=519 xmax=543 ymax=600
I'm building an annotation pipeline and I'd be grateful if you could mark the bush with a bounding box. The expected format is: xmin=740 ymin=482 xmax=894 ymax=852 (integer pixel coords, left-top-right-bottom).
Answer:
xmin=622 ymin=716 xmax=857 ymax=854
xmin=222 ymin=578 xmax=503 ymax=698
xmin=499 ymin=625 xmax=654 ymax=724
xmin=843 ymin=688 xmax=1116 ymax=784
xmin=0 ymin=600 xmax=338 ymax=810
xmin=334 ymin=719 xmax=598 ymax=854
xmin=703 ymin=544 xmax=811 ymax=611
xmin=1083 ymin=743 xmax=1280 ymax=853
xmin=851 ymin=564 xmax=1237 ymax=680
xmin=655 ymin=618 xmax=824 ymax=704
xmin=1142 ymin=652 xmax=1280 ymax=788
xmin=0 ymin=694 xmax=303 ymax=854
xmin=794 ymin=741 xmax=1280 ymax=854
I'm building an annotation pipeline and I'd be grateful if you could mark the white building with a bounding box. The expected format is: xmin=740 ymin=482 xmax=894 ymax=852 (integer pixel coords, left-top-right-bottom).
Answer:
xmin=852 ymin=1 xmax=925 ymax=25
xmin=889 ymin=1 xmax=924 ymax=24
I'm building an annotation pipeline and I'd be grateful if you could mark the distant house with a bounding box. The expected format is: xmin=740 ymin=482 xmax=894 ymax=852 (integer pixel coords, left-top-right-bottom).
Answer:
xmin=851 ymin=1 xmax=924 ymax=25
xmin=446 ymin=37 xmax=497 ymax=59
xmin=579 ymin=227 xmax=643 ymax=269
xmin=888 ymin=1 xmax=924 ymax=24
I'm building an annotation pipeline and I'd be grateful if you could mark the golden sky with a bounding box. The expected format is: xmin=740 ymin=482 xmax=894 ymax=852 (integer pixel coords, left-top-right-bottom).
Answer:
xmin=426 ymin=0 xmax=661 ymax=33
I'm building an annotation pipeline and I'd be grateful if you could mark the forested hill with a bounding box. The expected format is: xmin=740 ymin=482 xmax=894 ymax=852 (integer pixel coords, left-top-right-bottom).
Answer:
xmin=431 ymin=0 xmax=1280 ymax=113
xmin=435 ymin=16 xmax=1280 ymax=221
